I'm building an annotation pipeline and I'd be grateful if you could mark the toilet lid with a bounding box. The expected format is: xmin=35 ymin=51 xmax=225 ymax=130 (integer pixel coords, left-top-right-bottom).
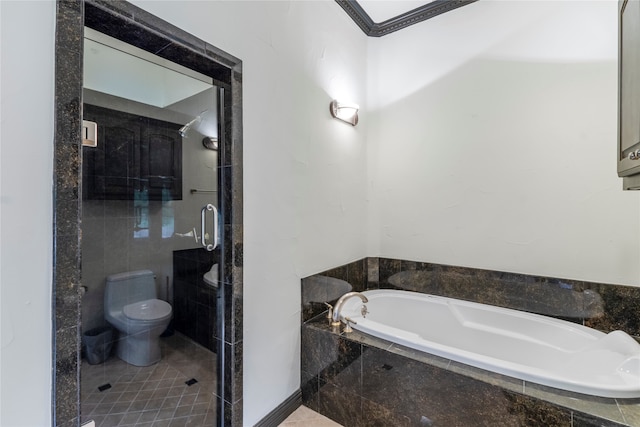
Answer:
xmin=123 ymin=299 xmax=172 ymax=321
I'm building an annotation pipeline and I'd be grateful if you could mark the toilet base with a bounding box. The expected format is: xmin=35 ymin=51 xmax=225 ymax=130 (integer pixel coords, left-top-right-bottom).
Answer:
xmin=116 ymin=330 xmax=162 ymax=366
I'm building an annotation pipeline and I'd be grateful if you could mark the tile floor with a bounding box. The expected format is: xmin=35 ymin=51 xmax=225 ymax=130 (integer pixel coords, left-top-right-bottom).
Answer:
xmin=278 ymin=406 xmax=343 ymax=427
xmin=81 ymin=332 xmax=217 ymax=427
xmin=82 ymin=332 xmax=340 ymax=427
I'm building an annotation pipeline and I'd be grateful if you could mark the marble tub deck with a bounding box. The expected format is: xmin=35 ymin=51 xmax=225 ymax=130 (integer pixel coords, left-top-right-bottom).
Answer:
xmin=302 ymin=317 xmax=640 ymax=427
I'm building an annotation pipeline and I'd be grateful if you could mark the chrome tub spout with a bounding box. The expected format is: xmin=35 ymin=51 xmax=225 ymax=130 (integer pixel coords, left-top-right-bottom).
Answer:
xmin=331 ymin=292 xmax=368 ymax=326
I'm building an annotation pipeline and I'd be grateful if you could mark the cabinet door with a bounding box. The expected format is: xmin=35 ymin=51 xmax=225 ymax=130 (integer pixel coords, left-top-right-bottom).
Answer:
xmin=619 ymin=0 xmax=640 ymax=177
xmin=83 ymin=104 xmax=141 ymax=200
xmin=82 ymin=104 xmax=183 ymax=200
xmin=140 ymin=117 xmax=183 ymax=201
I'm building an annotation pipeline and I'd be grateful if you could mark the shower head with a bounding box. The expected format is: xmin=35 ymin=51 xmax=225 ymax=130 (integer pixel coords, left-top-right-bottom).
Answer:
xmin=178 ymin=109 xmax=211 ymax=138
xmin=178 ymin=115 xmax=202 ymax=138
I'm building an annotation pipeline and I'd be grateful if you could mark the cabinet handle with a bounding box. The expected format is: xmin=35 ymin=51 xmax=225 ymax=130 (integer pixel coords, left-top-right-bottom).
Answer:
xmin=200 ymin=204 xmax=219 ymax=252
xmin=629 ymin=150 xmax=640 ymax=160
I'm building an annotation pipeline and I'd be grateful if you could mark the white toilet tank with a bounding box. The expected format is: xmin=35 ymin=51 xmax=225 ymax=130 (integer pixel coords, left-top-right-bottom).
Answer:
xmin=105 ymin=270 xmax=157 ymax=314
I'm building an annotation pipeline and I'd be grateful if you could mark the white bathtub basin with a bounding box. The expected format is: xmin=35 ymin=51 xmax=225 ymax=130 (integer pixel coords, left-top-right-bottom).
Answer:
xmin=339 ymin=289 xmax=640 ymax=398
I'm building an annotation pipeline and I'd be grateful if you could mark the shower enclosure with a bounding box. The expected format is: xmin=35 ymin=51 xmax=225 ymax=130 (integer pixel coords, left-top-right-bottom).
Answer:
xmin=53 ymin=2 xmax=243 ymax=425
xmin=79 ymin=27 xmax=223 ymax=426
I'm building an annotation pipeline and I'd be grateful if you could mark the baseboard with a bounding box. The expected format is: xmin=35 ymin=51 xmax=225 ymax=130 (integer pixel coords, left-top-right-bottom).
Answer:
xmin=254 ymin=389 xmax=302 ymax=427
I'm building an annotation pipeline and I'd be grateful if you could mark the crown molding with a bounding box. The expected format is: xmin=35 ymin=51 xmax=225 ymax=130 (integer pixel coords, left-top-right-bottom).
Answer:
xmin=336 ymin=0 xmax=479 ymax=37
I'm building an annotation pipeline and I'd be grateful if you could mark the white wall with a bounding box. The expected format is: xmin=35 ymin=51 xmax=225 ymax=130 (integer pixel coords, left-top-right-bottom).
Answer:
xmin=367 ymin=0 xmax=640 ymax=286
xmin=128 ymin=1 xmax=369 ymax=424
xmin=0 ymin=1 xmax=55 ymax=426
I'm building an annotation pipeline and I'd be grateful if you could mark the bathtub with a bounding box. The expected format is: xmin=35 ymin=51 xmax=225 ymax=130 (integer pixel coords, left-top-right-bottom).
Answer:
xmin=338 ymin=289 xmax=640 ymax=398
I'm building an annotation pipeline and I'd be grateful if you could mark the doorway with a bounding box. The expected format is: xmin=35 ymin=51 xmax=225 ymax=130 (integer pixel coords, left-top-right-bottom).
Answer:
xmin=81 ymin=26 xmax=222 ymax=426
xmin=52 ymin=1 xmax=243 ymax=426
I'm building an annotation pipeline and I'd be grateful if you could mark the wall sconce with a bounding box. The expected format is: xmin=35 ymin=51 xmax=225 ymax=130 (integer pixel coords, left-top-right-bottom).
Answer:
xmin=202 ymin=136 xmax=218 ymax=150
xmin=330 ymin=100 xmax=359 ymax=126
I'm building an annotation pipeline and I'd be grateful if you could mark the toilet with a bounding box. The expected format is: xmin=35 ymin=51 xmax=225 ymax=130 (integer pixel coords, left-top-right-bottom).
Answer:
xmin=104 ymin=270 xmax=172 ymax=366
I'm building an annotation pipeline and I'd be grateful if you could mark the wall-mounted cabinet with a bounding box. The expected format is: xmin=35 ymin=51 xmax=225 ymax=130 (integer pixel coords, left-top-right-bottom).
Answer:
xmin=83 ymin=104 xmax=183 ymax=200
xmin=619 ymin=0 xmax=640 ymax=189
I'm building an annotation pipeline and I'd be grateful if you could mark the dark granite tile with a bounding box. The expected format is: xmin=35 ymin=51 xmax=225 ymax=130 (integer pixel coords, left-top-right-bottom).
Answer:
xmin=222 ymin=397 xmax=242 ymax=427
xmin=325 ymin=264 xmax=350 ymax=282
xmin=55 ymin=281 xmax=81 ymax=332
xmin=85 ymin=3 xmax=169 ymax=55
xmin=221 ymin=226 xmax=235 ymax=284
xmin=301 ymin=371 xmax=320 ymax=413
xmin=302 ymin=325 xmax=361 ymax=394
xmin=204 ymin=43 xmax=242 ymax=70
xmin=131 ymin=16 xmax=206 ymax=56
xmin=160 ymin=43 xmax=232 ymax=83
xmin=572 ymin=411 xmax=627 ymax=427
xmin=56 ymin=139 xmax=80 ymax=192
xmin=219 ymin=165 xmax=233 ymax=226
xmin=56 ymin=0 xmax=84 ymax=53
xmin=436 ymin=264 xmax=488 ymax=301
xmin=519 ymin=279 xmax=589 ymax=320
xmin=360 ymin=397 xmax=411 ymax=427
xmin=230 ymin=162 xmax=243 ymax=222
xmin=231 ymin=288 xmax=243 ymax=344
xmin=360 ymin=344 xmax=532 ymax=426
xmin=56 ymin=233 xmax=81 ymax=298
xmin=85 ymin=0 xmax=134 ymax=20
xmin=366 ymin=257 xmax=379 ymax=289
xmin=383 ymin=265 xmax=439 ymax=294
xmin=584 ymin=283 xmax=640 ymax=336
xmin=361 ymin=346 xmax=435 ymax=423
xmin=347 ymin=259 xmax=367 ymax=292
xmin=301 ymin=274 xmax=357 ymax=323
xmin=55 ymin=326 xmax=80 ymax=425
xmin=302 ymin=300 xmax=327 ymax=324
xmin=222 ymin=340 xmax=243 ymax=406
xmin=229 ymin=96 xmax=244 ymax=172
xmin=56 ymin=184 xmax=80 ymax=241
xmin=220 ymin=107 xmax=234 ymax=169
xmin=504 ymin=391 xmax=572 ymax=426
xmin=230 ymin=225 xmax=244 ymax=280
xmin=220 ymin=282 xmax=239 ymax=344
xmin=377 ymin=257 xmax=402 ymax=287
xmin=318 ymin=381 xmax=362 ymax=427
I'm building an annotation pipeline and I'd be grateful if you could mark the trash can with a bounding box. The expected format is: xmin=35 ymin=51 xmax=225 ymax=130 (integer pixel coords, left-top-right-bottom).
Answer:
xmin=83 ymin=326 xmax=113 ymax=365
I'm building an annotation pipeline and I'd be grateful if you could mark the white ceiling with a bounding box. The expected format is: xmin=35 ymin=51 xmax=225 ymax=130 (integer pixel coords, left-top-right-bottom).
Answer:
xmin=84 ymin=28 xmax=213 ymax=109
xmin=358 ymin=0 xmax=435 ymax=22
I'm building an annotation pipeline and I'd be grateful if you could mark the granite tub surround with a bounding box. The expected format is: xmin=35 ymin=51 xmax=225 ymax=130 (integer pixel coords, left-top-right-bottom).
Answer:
xmin=302 ymin=258 xmax=640 ymax=339
xmin=302 ymin=318 xmax=637 ymax=427
xmin=301 ymin=258 xmax=640 ymax=426
xmin=373 ymin=258 xmax=640 ymax=337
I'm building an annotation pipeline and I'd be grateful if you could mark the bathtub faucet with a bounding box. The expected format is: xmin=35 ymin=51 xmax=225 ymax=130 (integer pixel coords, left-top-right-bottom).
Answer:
xmin=331 ymin=292 xmax=369 ymax=327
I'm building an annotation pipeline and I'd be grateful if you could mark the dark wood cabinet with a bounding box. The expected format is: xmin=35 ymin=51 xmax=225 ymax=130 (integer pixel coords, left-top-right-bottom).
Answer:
xmin=619 ymin=0 xmax=640 ymax=188
xmin=83 ymin=104 xmax=183 ymax=200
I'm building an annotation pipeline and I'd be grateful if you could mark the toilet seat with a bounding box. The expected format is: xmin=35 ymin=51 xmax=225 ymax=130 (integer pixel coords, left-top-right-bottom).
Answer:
xmin=123 ymin=299 xmax=171 ymax=321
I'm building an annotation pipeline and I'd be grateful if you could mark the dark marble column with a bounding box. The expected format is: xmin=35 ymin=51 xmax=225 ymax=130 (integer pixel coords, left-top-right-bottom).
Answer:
xmin=54 ymin=1 xmax=84 ymax=425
